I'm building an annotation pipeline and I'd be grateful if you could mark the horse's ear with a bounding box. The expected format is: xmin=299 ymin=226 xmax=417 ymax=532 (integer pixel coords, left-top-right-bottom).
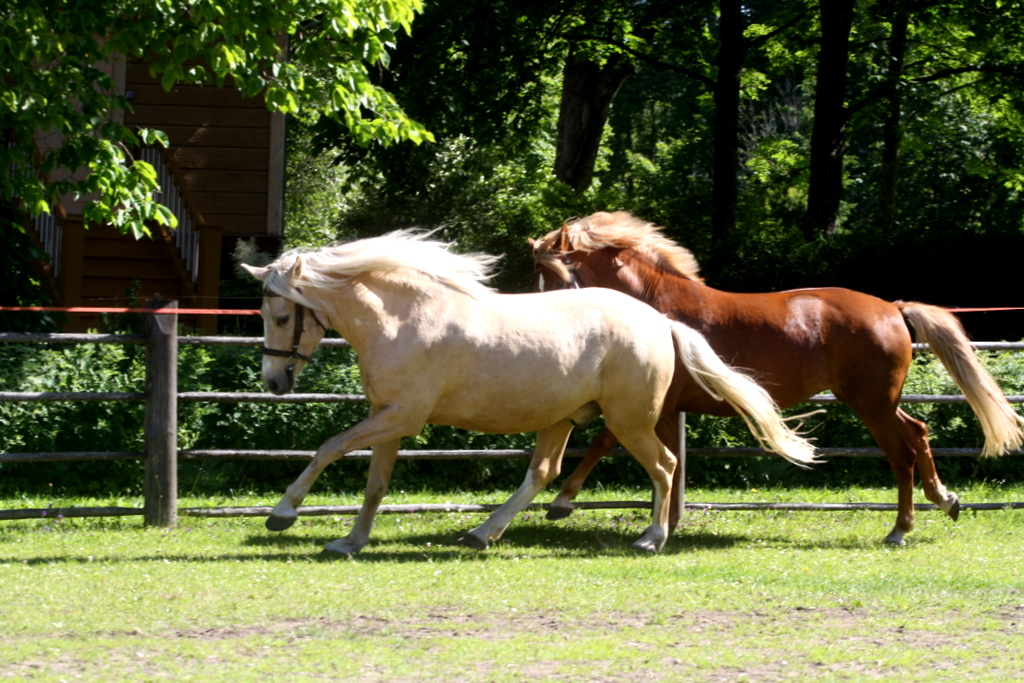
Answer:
xmin=240 ymin=263 xmax=269 ymax=281
xmin=284 ymin=255 xmax=304 ymax=284
xmin=558 ymin=224 xmax=571 ymax=252
xmin=527 ymin=237 xmax=536 ymax=248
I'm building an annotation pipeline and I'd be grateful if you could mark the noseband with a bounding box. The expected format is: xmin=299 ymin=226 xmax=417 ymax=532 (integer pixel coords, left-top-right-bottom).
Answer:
xmin=260 ymin=289 xmax=328 ymax=363
xmin=565 ymin=260 xmax=584 ymax=289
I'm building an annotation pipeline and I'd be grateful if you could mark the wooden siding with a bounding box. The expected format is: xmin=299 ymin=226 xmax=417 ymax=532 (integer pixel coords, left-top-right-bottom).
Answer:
xmin=123 ymin=63 xmax=282 ymax=237
xmin=53 ymin=220 xmax=220 ymax=333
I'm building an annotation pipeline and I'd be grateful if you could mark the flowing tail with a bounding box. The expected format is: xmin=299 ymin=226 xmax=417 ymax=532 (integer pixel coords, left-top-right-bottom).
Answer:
xmin=897 ymin=302 xmax=1024 ymax=457
xmin=668 ymin=320 xmax=819 ymax=467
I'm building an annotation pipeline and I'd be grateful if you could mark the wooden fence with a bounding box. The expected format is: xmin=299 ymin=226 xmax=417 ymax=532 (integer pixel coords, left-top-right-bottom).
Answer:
xmin=2 ymin=303 xmax=1023 ymax=526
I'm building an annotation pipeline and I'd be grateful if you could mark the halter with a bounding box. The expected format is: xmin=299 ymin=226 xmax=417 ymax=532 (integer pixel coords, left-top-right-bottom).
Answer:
xmin=537 ymin=253 xmax=584 ymax=292
xmin=558 ymin=254 xmax=584 ymax=289
xmin=564 ymin=256 xmax=584 ymax=289
xmin=260 ymin=288 xmax=328 ymax=363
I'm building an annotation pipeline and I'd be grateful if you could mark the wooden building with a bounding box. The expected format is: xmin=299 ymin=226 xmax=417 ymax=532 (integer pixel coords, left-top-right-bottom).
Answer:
xmin=29 ymin=59 xmax=285 ymax=334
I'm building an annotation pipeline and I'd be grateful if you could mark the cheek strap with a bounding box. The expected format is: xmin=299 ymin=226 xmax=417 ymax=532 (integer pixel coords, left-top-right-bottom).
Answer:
xmin=260 ymin=289 xmax=328 ymax=362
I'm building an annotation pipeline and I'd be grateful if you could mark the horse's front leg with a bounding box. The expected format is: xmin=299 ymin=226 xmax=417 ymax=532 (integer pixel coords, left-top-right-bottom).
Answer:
xmin=266 ymin=406 xmax=420 ymax=546
xmin=462 ymin=420 xmax=574 ymax=549
xmin=323 ymin=439 xmax=400 ymax=556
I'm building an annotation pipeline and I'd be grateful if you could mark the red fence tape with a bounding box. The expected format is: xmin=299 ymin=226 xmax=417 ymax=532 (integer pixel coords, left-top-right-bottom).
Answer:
xmin=945 ymin=307 xmax=1024 ymax=313
xmin=2 ymin=306 xmax=1023 ymax=316
xmin=0 ymin=306 xmax=260 ymax=315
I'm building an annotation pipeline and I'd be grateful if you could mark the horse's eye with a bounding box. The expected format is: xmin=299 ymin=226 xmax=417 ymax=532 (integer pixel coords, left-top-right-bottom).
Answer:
xmin=275 ymin=316 xmax=289 ymax=327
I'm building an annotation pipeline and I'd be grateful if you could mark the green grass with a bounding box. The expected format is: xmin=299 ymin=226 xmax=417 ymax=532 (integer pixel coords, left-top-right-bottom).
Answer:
xmin=2 ymin=484 xmax=1023 ymax=682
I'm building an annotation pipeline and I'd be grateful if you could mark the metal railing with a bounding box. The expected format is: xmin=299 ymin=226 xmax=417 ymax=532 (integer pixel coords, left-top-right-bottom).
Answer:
xmin=32 ymin=210 xmax=63 ymax=277
xmin=5 ymin=138 xmax=65 ymax=277
xmin=138 ymin=147 xmax=200 ymax=282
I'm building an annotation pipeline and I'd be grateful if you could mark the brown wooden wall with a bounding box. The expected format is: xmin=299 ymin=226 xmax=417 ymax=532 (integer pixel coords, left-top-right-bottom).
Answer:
xmin=123 ymin=63 xmax=282 ymax=238
xmin=50 ymin=217 xmax=221 ymax=333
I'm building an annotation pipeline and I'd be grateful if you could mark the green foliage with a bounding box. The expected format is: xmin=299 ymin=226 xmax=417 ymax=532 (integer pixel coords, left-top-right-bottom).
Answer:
xmin=2 ymin=340 xmax=1022 ymax=497
xmin=287 ymin=130 xmax=577 ymax=293
xmin=0 ymin=202 xmax=59 ymax=333
xmin=613 ymin=1 xmax=1024 ymax=295
xmin=0 ymin=342 xmax=147 ymax=494
xmin=1 ymin=0 xmax=431 ymax=237
xmin=285 ymin=1 xmax=1024 ymax=343
xmin=288 ymin=1 xmax=730 ymax=290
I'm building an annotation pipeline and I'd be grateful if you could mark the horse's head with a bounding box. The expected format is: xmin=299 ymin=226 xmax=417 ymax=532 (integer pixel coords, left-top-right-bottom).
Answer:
xmin=530 ymin=239 xmax=573 ymax=293
xmin=242 ymin=256 xmax=329 ymax=395
xmin=530 ymin=212 xmax=704 ymax=296
xmin=529 ymin=223 xmax=589 ymax=292
xmin=528 ymin=223 xmax=620 ymax=293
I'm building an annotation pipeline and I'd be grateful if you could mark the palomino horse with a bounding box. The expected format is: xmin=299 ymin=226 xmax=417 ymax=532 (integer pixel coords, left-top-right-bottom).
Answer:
xmin=242 ymin=230 xmax=816 ymax=555
xmin=531 ymin=211 xmax=1024 ymax=545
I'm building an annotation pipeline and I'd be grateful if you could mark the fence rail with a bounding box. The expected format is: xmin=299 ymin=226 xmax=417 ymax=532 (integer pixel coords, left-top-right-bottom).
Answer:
xmin=2 ymin=305 xmax=1023 ymax=525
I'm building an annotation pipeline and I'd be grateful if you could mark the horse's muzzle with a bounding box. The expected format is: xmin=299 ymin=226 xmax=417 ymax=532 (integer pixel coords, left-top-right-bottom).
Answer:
xmin=264 ymin=367 xmax=295 ymax=396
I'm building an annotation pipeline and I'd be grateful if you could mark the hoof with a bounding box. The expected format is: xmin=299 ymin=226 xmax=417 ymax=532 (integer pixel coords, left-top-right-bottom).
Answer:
xmin=265 ymin=514 xmax=297 ymax=532
xmin=545 ymin=505 xmax=574 ymax=521
xmin=323 ymin=539 xmax=360 ymax=557
xmin=945 ymin=496 xmax=961 ymax=522
xmin=459 ymin=531 xmax=489 ymax=550
xmin=883 ymin=532 xmax=907 ymax=546
xmin=632 ymin=537 xmax=665 ymax=554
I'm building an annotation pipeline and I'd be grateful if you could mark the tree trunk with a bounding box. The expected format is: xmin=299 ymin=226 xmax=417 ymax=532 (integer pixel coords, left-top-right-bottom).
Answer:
xmin=710 ymin=0 xmax=747 ymax=249
xmin=804 ymin=0 xmax=855 ymax=239
xmin=554 ymin=47 xmax=635 ymax=193
xmin=877 ymin=0 xmax=909 ymax=233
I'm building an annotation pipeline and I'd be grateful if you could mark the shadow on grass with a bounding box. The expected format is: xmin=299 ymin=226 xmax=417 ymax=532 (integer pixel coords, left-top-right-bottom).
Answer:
xmin=247 ymin=525 xmax=739 ymax=549
xmin=3 ymin=531 xmax=907 ymax=566
xmin=238 ymin=520 xmax=895 ymax=560
xmin=4 ymin=518 xmax=920 ymax=566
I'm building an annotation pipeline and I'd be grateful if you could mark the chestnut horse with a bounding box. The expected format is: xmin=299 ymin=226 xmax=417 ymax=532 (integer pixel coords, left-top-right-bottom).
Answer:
xmin=531 ymin=211 xmax=1024 ymax=545
xmin=243 ymin=230 xmax=815 ymax=555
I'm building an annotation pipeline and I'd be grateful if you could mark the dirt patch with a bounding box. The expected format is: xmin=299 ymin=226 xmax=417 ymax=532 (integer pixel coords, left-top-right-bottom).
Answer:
xmin=3 ymin=606 xmax=1021 ymax=682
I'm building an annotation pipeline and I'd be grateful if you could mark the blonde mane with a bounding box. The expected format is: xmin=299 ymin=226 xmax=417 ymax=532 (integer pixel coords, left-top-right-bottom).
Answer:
xmin=265 ymin=230 xmax=500 ymax=304
xmin=532 ymin=211 xmax=703 ymax=283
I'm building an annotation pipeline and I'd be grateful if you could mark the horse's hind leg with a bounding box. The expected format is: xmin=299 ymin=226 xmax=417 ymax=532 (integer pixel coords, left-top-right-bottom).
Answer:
xmin=462 ymin=420 xmax=575 ymax=550
xmin=547 ymin=428 xmax=620 ymax=520
xmin=654 ymin=414 xmax=685 ymax=534
xmin=896 ymin=408 xmax=959 ymax=520
xmin=846 ymin=405 xmax=919 ymax=545
xmin=853 ymin=405 xmax=956 ymax=544
xmin=609 ymin=427 xmax=677 ymax=553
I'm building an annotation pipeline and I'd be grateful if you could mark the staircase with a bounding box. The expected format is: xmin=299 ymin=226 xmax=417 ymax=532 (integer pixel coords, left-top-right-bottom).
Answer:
xmin=31 ymin=147 xmax=223 ymax=334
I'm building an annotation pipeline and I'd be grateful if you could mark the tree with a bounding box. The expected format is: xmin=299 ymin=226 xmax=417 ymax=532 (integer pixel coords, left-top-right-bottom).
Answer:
xmin=310 ymin=0 xmax=722 ymax=197
xmin=554 ymin=46 xmax=634 ymax=192
xmin=803 ymin=0 xmax=855 ymax=239
xmin=709 ymin=1 xmax=810 ymax=254
xmin=710 ymin=0 xmax=746 ymax=246
xmin=278 ymin=0 xmax=1024 ymax=325
xmin=874 ymin=0 xmax=910 ymax=234
xmin=0 ymin=0 xmax=431 ymax=238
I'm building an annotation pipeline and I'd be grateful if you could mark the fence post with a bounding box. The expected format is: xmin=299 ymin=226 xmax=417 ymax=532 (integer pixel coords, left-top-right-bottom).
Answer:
xmin=677 ymin=412 xmax=686 ymax=514
xmin=144 ymin=299 xmax=178 ymax=528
